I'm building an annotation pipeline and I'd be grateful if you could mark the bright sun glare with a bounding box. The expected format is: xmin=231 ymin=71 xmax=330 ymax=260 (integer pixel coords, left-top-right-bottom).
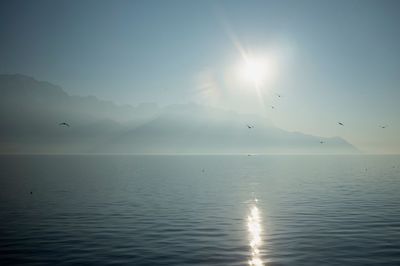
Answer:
xmin=239 ymin=56 xmax=270 ymax=87
xmin=241 ymin=58 xmax=268 ymax=85
xmin=235 ymin=52 xmax=278 ymax=108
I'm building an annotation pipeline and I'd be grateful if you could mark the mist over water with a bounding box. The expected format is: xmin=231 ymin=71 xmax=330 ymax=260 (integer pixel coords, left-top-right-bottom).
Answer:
xmin=1 ymin=155 xmax=400 ymax=265
xmin=1 ymin=1 xmax=400 ymax=265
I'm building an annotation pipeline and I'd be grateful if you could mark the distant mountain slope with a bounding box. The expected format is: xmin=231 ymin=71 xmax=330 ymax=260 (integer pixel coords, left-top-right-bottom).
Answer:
xmin=0 ymin=74 xmax=358 ymax=154
xmin=97 ymin=104 xmax=358 ymax=154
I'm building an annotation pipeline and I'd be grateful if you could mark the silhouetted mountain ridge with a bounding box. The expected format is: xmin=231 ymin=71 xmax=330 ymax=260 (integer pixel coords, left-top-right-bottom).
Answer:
xmin=0 ymin=74 xmax=359 ymax=154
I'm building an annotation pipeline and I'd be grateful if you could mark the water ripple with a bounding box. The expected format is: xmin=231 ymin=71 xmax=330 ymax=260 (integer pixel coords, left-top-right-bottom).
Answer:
xmin=1 ymin=155 xmax=400 ymax=265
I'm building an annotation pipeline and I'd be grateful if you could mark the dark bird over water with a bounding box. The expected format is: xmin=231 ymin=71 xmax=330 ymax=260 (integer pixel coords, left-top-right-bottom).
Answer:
xmin=59 ymin=122 xmax=70 ymax=127
xmin=338 ymin=122 xmax=344 ymax=126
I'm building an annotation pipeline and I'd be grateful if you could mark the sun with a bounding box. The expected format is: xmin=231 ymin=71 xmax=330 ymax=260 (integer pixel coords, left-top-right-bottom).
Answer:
xmin=239 ymin=56 xmax=269 ymax=86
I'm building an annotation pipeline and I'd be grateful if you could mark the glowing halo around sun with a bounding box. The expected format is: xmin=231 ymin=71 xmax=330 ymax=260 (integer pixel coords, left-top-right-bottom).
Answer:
xmin=240 ymin=57 xmax=268 ymax=86
xmin=236 ymin=53 xmax=277 ymax=89
xmin=233 ymin=52 xmax=278 ymax=110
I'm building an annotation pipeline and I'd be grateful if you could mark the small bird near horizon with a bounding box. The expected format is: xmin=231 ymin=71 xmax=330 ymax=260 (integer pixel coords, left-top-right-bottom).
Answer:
xmin=59 ymin=122 xmax=70 ymax=127
xmin=338 ymin=122 xmax=344 ymax=126
xmin=247 ymin=125 xmax=254 ymax=129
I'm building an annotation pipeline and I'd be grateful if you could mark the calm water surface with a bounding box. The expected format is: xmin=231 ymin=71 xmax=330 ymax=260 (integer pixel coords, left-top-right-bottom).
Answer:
xmin=0 ymin=155 xmax=400 ymax=265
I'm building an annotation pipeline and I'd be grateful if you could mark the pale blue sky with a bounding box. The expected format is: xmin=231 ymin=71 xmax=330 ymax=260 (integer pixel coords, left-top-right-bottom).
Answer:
xmin=1 ymin=0 xmax=399 ymax=153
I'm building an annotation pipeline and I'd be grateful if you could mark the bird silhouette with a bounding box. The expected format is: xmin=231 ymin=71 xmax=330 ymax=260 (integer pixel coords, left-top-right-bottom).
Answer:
xmin=275 ymin=93 xmax=282 ymax=98
xmin=59 ymin=122 xmax=70 ymax=127
xmin=338 ymin=122 xmax=344 ymax=126
xmin=380 ymin=125 xmax=387 ymax=129
xmin=247 ymin=125 xmax=254 ymax=129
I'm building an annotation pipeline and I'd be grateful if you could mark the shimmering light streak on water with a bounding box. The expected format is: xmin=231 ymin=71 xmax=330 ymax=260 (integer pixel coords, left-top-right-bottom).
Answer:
xmin=247 ymin=199 xmax=264 ymax=266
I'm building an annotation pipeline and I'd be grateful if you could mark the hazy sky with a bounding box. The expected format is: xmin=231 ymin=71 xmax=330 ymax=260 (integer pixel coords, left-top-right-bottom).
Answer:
xmin=1 ymin=0 xmax=399 ymax=153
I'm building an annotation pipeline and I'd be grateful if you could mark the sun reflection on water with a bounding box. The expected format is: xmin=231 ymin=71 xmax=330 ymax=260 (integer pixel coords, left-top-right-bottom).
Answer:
xmin=247 ymin=200 xmax=264 ymax=266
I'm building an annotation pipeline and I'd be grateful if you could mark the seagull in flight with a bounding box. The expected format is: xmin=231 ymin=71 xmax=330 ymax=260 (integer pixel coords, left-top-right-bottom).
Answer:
xmin=338 ymin=122 xmax=344 ymax=126
xmin=59 ymin=122 xmax=70 ymax=127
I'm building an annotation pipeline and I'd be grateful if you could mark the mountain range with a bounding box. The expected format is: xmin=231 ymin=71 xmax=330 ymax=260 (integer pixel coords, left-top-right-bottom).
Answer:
xmin=0 ymin=74 xmax=358 ymax=154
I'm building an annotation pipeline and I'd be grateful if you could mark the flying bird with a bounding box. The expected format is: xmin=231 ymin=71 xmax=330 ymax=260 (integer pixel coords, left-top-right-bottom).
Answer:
xmin=247 ymin=125 xmax=254 ymax=129
xmin=275 ymin=93 xmax=282 ymax=98
xmin=380 ymin=125 xmax=387 ymax=129
xmin=338 ymin=122 xmax=344 ymax=126
xmin=59 ymin=122 xmax=70 ymax=127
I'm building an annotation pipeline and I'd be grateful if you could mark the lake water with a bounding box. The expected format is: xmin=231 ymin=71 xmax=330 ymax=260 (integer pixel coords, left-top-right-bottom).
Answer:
xmin=0 ymin=155 xmax=400 ymax=265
